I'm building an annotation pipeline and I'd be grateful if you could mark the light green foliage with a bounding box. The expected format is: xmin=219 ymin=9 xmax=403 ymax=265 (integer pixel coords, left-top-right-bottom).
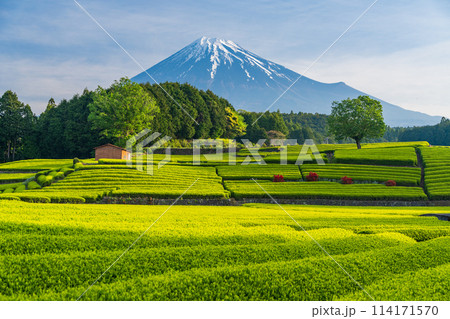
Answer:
xmin=37 ymin=175 xmax=54 ymax=187
xmin=26 ymin=181 xmax=41 ymax=190
xmin=333 ymin=147 xmax=418 ymax=166
xmin=339 ymin=263 xmax=450 ymax=301
xmin=60 ymin=168 xmax=75 ymax=176
xmin=224 ymin=180 xmax=427 ymax=200
xmin=316 ymin=141 xmax=429 ymax=152
xmin=98 ymin=153 xmax=259 ymax=166
xmin=217 ymin=164 xmax=301 ymax=180
xmin=54 ymin=172 xmax=65 ymax=180
xmin=25 ymin=166 xmax=229 ymax=200
xmin=301 ymin=164 xmax=421 ymax=186
xmin=0 ymin=196 xmax=20 ymax=201
xmin=328 ymin=96 xmax=386 ymax=149
xmin=14 ymin=185 xmax=26 ymax=192
xmin=47 ymin=170 xmax=59 ymax=177
xmin=0 ymin=182 xmax=22 ymax=191
xmin=0 ymin=173 xmax=34 ymax=182
xmin=0 ymin=202 xmax=448 ymax=300
xmin=264 ymin=146 xmax=328 ymax=164
xmin=0 ymin=159 xmax=73 ymax=171
xmin=88 ymin=78 xmax=159 ymax=146
xmin=224 ymin=107 xmax=247 ymax=138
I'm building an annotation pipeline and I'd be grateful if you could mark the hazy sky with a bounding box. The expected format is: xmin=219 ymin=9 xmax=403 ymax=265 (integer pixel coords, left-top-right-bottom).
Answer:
xmin=1 ymin=0 xmax=449 ymax=117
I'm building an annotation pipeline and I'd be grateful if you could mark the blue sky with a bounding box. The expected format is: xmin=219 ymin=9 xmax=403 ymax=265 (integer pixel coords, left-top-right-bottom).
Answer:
xmin=1 ymin=0 xmax=449 ymax=117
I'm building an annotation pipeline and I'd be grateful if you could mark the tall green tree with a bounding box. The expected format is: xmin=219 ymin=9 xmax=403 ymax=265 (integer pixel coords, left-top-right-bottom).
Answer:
xmin=36 ymin=90 xmax=109 ymax=159
xmin=224 ymin=107 xmax=247 ymax=138
xmin=0 ymin=90 xmax=35 ymax=161
xmin=327 ymin=96 xmax=386 ymax=149
xmin=88 ymin=78 xmax=159 ymax=146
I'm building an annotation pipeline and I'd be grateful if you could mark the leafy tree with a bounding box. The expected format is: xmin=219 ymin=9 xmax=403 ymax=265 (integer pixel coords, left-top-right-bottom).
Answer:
xmin=266 ymin=130 xmax=286 ymax=140
xmin=36 ymin=90 xmax=111 ymax=159
xmin=88 ymin=78 xmax=159 ymax=146
xmin=224 ymin=107 xmax=247 ymax=138
xmin=327 ymin=96 xmax=386 ymax=149
xmin=0 ymin=91 xmax=35 ymax=161
xmin=258 ymin=111 xmax=289 ymax=135
xmin=46 ymin=98 xmax=56 ymax=111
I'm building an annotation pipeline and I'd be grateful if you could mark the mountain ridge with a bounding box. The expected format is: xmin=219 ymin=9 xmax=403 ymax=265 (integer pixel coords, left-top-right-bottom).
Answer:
xmin=132 ymin=37 xmax=442 ymax=127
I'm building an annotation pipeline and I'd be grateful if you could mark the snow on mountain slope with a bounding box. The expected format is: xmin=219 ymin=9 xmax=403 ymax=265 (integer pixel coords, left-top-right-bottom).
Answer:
xmin=132 ymin=37 xmax=441 ymax=127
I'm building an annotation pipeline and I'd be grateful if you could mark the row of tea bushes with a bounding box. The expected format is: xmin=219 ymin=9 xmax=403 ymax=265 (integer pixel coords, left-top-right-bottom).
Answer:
xmin=224 ymin=180 xmax=428 ymax=201
xmin=300 ymin=164 xmax=421 ymax=186
xmin=333 ymin=147 xmax=418 ymax=166
xmin=0 ymin=201 xmax=448 ymax=300
xmin=419 ymin=146 xmax=450 ymax=200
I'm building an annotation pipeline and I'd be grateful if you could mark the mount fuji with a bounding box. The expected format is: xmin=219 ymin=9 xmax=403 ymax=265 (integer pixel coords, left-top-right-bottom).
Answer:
xmin=132 ymin=37 xmax=441 ymax=127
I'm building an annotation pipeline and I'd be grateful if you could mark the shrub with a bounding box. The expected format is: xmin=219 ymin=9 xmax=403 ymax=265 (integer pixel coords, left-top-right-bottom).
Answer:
xmin=35 ymin=170 xmax=51 ymax=178
xmin=14 ymin=185 xmax=26 ymax=193
xmin=305 ymin=172 xmax=319 ymax=182
xmin=49 ymin=196 xmax=86 ymax=204
xmin=60 ymin=168 xmax=75 ymax=176
xmin=341 ymin=176 xmax=353 ymax=184
xmin=73 ymin=157 xmax=80 ymax=166
xmin=385 ymin=180 xmax=397 ymax=186
xmin=47 ymin=170 xmax=59 ymax=177
xmin=18 ymin=195 xmax=51 ymax=203
xmin=273 ymin=174 xmax=285 ymax=182
xmin=27 ymin=181 xmax=41 ymax=190
xmin=36 ymin=175 xmax=47 ymax=185
xmin=0 ymin=195 xmax=20 ymax=201
xmin=37 ymin=175 xmax=54 ymax=187
xmin=54 ymin=172 xmax=65 ymax=180
xmin=2 ymin=188 xmax=14 ymax=193
xmin=0 ymin=183 xmax=22 ymax=191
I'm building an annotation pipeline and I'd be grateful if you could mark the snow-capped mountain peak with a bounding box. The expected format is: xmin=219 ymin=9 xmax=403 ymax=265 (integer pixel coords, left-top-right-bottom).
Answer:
xmin=131 ymin=37 xmax=441 ymax=126
xmin=169 ymin=36 xmax=293 ymax=82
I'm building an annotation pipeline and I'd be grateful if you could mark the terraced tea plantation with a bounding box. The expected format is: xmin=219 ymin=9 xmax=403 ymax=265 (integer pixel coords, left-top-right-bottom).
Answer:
xmin=0 ymin=201 xmax=448 ymax=301
xmin=1 ymin=142 xmax=449 ymax=203
xmin=420 ymin=146 xmax=450 ymax=200
xmin=0 ymin=172 xmax=35 ymax=183
xmin=0 ymin=159 xmax=74 ymax=171
xmin=333 ymin=147 xmax=418 ymax=166
xmin=300 ymin=164 xmax=421 ymax=186
xmin=224 ymin=180 xmax=427 ymax=200
xmin=0 ymin=141 xmax=449 ymax=301
xmin=217 ymin=164 xmax=301 ymax=180
xmin=2 ymin=165 xmax=228 ymax=203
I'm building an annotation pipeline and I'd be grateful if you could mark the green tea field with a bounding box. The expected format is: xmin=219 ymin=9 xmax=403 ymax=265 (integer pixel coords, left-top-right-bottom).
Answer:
xmin=0 ymin=201 xmax=448 ymax=301
xmin=0 ymin=141 xmax=449 ymax=301
xmin=1 ymin=141 xmax=449 ymax=203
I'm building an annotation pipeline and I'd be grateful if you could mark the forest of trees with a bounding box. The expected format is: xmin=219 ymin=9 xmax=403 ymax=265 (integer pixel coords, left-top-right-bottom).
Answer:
xmin=398 ymin=117 xmax=450 ymax=145
xmin=0 ymin=81 xmax=248 ymax=161
xmin=1 ymin=80 xmax=447 ymax=162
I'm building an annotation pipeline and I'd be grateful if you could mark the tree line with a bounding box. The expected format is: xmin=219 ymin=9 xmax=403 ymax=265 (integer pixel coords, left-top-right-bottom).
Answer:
xmin=0 ymin=79 xmax=247 ymax=161
xmin=398 ymin=117 xmax=449 ymax=146
xmin=1 ymin=79 xmax=444 ymax=162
